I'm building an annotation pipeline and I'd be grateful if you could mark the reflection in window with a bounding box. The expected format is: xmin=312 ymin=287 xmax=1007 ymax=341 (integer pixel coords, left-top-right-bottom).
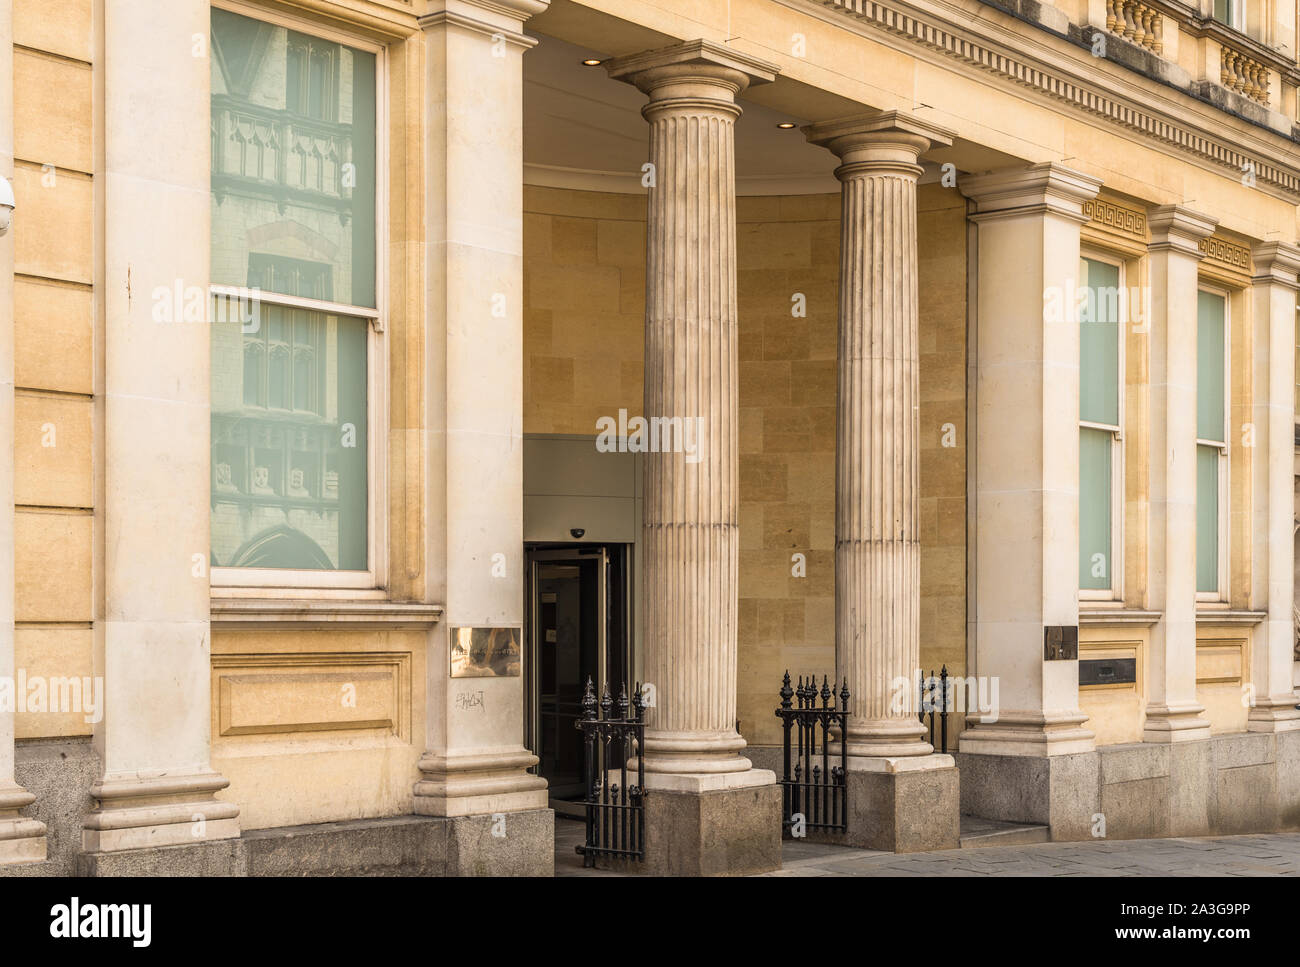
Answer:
xmin=1078 ymin=257 xmax=1121 ymax=593
xmin=210 ymin=8 xmax=375 ymax=308
xmin=1196 ymin=291 xmax=1227 ymax=594
xmin=211 ymin=303 xmax=367 ymax=571
xmin=210 ymin=9 xmax=375 ymax=572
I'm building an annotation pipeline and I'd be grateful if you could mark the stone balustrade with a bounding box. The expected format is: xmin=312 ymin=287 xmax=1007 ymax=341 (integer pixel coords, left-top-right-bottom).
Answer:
xmin=1106 ymin=0 xmax=1163 ymax=54
xmin=1220 ymin=45 xmax=1270 ymax=104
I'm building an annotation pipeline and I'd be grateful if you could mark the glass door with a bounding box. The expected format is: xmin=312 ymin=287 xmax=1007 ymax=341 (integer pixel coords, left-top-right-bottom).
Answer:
xmin=524 ymin=545 xmax=631 ymax=814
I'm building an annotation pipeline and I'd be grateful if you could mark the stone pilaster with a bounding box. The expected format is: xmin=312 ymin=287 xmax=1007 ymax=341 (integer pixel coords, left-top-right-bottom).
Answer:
xmin=414 ymin=1 xmax=552 ymax=873
xmin=82 ymin=0 xmax=239 ymax=854
xmin=1143 ymin=206 xmax=1216 ymax=743
xmin=805 ymin=112 xmax=954 ymax=761
xmin=959 ymin=163 xmax=1101 ymax=759
xmin=1247 ymin=241 xmax=1300 ymax=732
xmin=605 ymin=41 xmax=781 ymax=874
xmin=0 ymin=0 xmax=45 ymax=866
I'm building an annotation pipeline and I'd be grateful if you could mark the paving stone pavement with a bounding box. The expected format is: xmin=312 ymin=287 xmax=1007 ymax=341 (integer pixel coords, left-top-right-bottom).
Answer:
xmin=553 ymin=818 xmax=1300 ymax=876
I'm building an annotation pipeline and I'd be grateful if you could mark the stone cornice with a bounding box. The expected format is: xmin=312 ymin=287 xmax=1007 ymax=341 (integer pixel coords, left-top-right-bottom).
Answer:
xmin=961 ymin=162 xmax=1102 ymax=222
xmin=802 ymin=0 xmax=1300 ymax=201
xmin=417 ymin=0 xmax=549 ymax=44
xmin=1250 ymin=241 xmax=1300 ymax=288
xmin=1147 ymin=204 xmax=1217 ymax=256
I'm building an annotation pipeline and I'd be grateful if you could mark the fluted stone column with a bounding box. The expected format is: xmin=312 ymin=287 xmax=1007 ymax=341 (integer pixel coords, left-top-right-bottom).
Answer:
xmin=607 ymin=41 xmax=775 ymax=780
xmin=605 ymin=41 xmax=782 ymax=875
xmin=806 ymin=113 xmax=953 ymax=761
xmin=801 ymin=113 xmax=959 ymax=853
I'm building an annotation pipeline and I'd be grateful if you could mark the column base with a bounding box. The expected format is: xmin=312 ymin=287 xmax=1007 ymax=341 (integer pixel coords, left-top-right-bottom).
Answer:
xmin=957 ymin=711 xmax=1095 ymax=756
xmin=1142 ymin=702 xmax=1213 ymax=743
xmin=0 ymin=782 xmax=46 ymax=866
xmin=1247 ymin=697 xmax=1300 ymax=733
xmin=642 ymin=769 xmax=781 ymax=875
xmin=412 ymin=748 xmax=548 ymax=817
xmin=82 ymin=771 xmax=240 ymax=852
xmin=838 ymin=755 xmax=958 ymax=852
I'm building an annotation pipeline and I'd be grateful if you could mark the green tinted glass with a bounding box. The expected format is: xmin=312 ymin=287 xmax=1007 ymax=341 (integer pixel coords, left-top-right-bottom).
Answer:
xmin=210 ymin=9 xmax=376 ymax=308
xmin=1197 ymin=291 xmax=1225 ymax=443
xmin=1079 ymin=258 xmax=1120 ymax=426
xmin=1079 ymin=427 xmax=1112 ymax=590
xmin=211 ymin=301 xmax=368 ymax=571
xmin=1196 ymin=444 xmax=1219 ymax=593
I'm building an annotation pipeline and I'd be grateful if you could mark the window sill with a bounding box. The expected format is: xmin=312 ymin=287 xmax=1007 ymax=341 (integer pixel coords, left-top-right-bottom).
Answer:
xmin=1079 ymin=607 xmax=1161 ymax=628
xmin=1195 ymin=608 xmax=1266 ymax=625
xmin=211 ymin=593 xmax=442 ymax=631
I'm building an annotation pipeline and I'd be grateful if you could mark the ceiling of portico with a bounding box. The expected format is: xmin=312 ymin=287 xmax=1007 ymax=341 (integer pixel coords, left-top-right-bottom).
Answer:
xmin=524 ymin=3 xmax=1027 ymax=194
xmin=524 ymin=33 xmax=847 ymax=195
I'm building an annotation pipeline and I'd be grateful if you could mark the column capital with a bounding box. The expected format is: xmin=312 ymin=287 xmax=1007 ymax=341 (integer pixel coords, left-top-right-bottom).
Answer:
xmin=605 ymin=40 xmax=777 ymax=115
xmin=960 ymin=162 xmax=1101 ymax=223
xmin=1147 ymin=204 xmax=1217 ymax=257
xmin=803 ymin=110 xmax=954 ymax=176
xmin=418 ymin=0 xmax=549 ymax=47
xmin=1251 ymin=239 xmax=1300 ymax=289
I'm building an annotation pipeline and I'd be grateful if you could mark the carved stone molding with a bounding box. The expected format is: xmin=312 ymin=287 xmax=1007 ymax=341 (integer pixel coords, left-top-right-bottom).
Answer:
xmin=816 ymin=0 xmax=1300 ymax=200
xmin=1198 ymin=234 xmax=1252 ymax=274
xmin=1082 ymin=196 xmax=1149 ymax=252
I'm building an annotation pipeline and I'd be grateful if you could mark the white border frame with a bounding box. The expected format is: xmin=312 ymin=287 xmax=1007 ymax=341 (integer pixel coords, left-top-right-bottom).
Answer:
xmin=209 ymin=0 xmax=390 ymax=592
xmin=1079 ymin=250 xmax=1126 ymax=603
xmin=1196 ymin=284 xmax=1231 ymax=604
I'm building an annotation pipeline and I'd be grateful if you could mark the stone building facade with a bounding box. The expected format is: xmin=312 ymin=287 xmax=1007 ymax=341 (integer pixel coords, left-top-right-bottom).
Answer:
xmin=0 ymin=0 xmax=1298 ymax=875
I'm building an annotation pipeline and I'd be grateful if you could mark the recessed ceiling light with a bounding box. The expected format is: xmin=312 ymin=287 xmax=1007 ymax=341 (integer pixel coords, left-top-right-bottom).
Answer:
xmin=776 ymin=122 xmax=797 ymax=129
xmin=581 ymin=58 xmax=603 ymax=66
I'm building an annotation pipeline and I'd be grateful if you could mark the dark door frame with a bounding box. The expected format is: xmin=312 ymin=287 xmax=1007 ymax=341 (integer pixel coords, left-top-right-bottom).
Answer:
xmin=523 ymin=542 xmax=633 ymax=815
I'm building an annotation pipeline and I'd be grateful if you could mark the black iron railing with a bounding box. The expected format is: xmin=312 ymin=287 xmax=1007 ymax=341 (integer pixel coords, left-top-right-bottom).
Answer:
xmin=574 ymin=678 xmax=646 ymax=867
xmin=918 ymin=665 xmax=951 ymax=754
xmin=775 ymin=672 xmax=849 ymax=834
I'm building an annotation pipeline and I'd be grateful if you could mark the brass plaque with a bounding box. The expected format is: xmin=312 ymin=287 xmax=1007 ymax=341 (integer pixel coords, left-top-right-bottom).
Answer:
xmin=1044 ymin=625 xmax=1079 ymax=661
xmin=450 ymin=626 xmax=522 ymax=678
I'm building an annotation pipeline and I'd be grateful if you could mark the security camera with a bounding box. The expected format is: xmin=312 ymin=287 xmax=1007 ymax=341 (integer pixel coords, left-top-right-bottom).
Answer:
xmin=569 ymin=528 xmax=585 ymax=539
xmin=0 ymin=175 xmax=14 ymax=236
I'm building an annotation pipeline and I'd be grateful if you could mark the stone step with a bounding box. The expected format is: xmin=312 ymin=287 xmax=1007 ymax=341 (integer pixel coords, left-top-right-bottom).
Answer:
xmin=959 ymin=816 xmax=1050 ymax=848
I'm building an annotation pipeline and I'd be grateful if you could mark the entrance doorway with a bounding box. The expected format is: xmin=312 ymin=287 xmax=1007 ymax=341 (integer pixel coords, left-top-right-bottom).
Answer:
xmin=524 ymin=544 xmax=632 ymax=817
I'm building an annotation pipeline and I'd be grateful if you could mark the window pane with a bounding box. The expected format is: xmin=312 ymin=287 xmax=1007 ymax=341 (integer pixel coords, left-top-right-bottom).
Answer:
xmin=1079 ymin=427 xmax=1112 ymax=590
xmin=1196 ymin=444 xmax=1219 ymax=593
xmin=1079 ymin=258 xmax=1119 ymax=426
xmin=210 ymin=9 xmax=376 ymax=308
xmin=1197 ymin=291 xmax=1225 ymax=443
xmin=212 ymin=301 xmax=368 ymax=571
